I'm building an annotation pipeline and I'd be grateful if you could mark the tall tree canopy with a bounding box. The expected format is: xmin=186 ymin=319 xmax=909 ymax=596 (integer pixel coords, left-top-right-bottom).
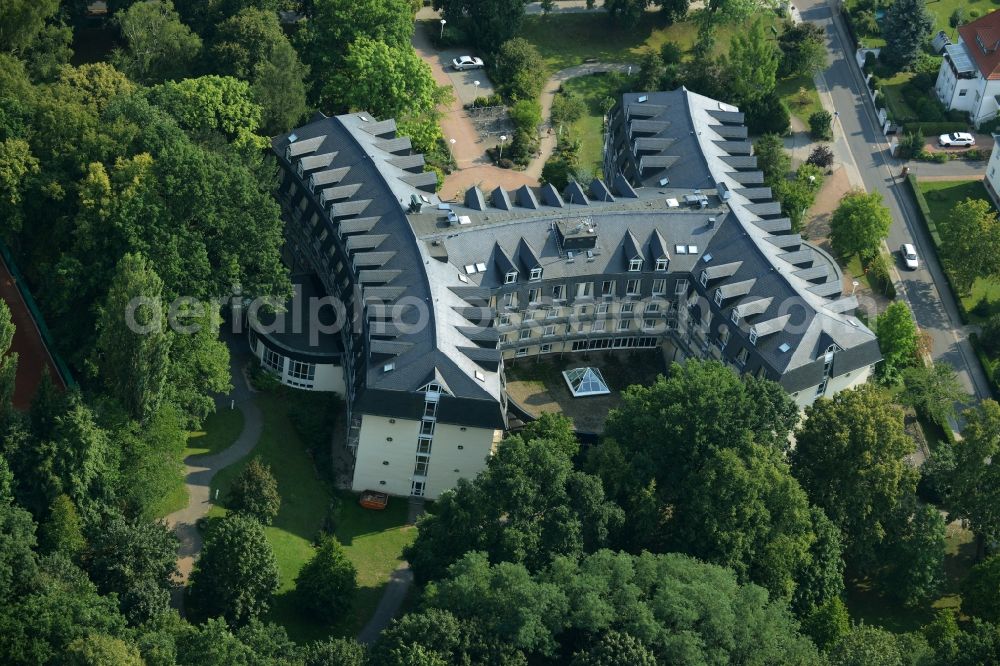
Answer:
xmin=724 ymin=18 xmax=779 ymax=107
xmin=939 ymin=198 xmax=1000 ymax=294
xmin=830 ymin=190 xmax=893 ymax=259
xmin=875 ymin=301 xmax=920 ymax=385
xmin=950 ymin=400 xmax=1000 ymax=546
xmin=406 ymin=414 xmax=622 ymax=583
xmin=0 ymin=0 xmax=60 ymax=54
xmin=881 ymin=0 xmax=933 ymax=70
xmin=591 ymin=360 xmax=834 ymax=603
xmin=112 ymin=0 xmax=203 ymax=85
xmin=791 ymin=384 xmax=918 ymax=571
xmin=433 ymin=0 xmax=528 ymax=54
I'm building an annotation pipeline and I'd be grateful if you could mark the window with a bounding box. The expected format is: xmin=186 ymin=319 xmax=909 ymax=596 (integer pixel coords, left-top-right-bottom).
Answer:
xmin=714 ymin=290 xmax=723 ymax=306
xmin=543 ymin=325 xmax=555 ymax=336
xmin=529 ymin=267 xmax=542 ymax=281
xmin=749 ymin=328 xmax=759 ymax=345
xmin=731 ymin=309 xmax=740 ymax=325
xmin=643 ymin=319 xmax=657 ymax=330
xmin=592 ymin=320 xmax=606 ymax=332
xmin=626 ymin=279 xmax=640 ymax=295
xmin=410 ymin=480 xmax=425 ymax=496
xmin=540 ymin=343 xmax=552 ymax=353
xmin=503 ymin=292 xmax=516 ymax=308
xmin=655 ymin=258 xmax=668 ymax=271
xmin=645 ymin=302 xmax=660 ymax=314
xmin=263 ymin=348 xmax=284 ymax=374
xmin=288 ymin=360 xmax=316 ymax=382
xmin=959 ymin=89 xmax=968 ymax=96
xmin=519 ymin=329 xmax=531 ymax=340
xmin=736 ymin=347 xmax=748 ymax=365
xmin=621 ymin=302 xmax=635 ymax=314
xmin=414 ymin=456 xmax=429 ymax=476
xmin=524 ymin=310 xmax=537 ymax=321
xmin=675 ymin=279 xmax=689 ymax=295
xmin=417 ymin=440 xmax=431 ymax=454
xmin=576 ymin=282 xmax=593 ymax=298
xmin=700 ymin=271 xmax=708 ymax=287
xmin=420 ymin=420 xmax=434 ymax=436
xmin=528 ymin=288 xmax=540 ymax=304
xmin=499 ymin=313 xmax=511 ymax=326
xmin=551 ymin=284 xmax=565 ymax=300
xmin=617 ymin=319 xmax=631 ymax=331
xmin=505 ymin=271 xmax=518 ymax=284
xmin=547 ymin=307 xmax=559 ymax=319
xmin=516 ymin=347 xmax=528 ymax=357
xmin=596 ymin=303 xmax=609 ymax=314
xmin=719 ymin=327 xmax=730 ymax=348
xmin=629 ymin=258 xmax=642 ymax=272
xmin=652 ymin=279 xmax=666 ymax=295
xmin=601 ymin=280 xmax=615 ymax=296
xmin=500 ymin=333 xmax=511 ymax=344
xmin=578 ymin=305 xmax=590 ymax=316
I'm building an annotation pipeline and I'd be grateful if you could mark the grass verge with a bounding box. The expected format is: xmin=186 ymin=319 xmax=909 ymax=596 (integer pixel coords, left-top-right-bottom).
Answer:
xmin=560 ymin=74 xmax=618 ymax=174
xmin=204 ymin=391 xmax=415 ymax=643
xmin=776 ymin=74 xmax=823 ymax=127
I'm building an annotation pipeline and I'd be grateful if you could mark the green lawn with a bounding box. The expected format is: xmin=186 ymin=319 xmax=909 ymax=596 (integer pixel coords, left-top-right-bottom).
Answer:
xmin=879 ymin=70 xmax=918 ymax=124
xmin=152 ymin=478 xmax=188 ymax=520
xmin=917 ymin=179 xmax=1000 ymax=321
xmin=186 ymin=407 xmax=245 ymax=457
xmin=845 ymin=253 xmax=875 ymax=293
xmin=204 ymin=392 xmax=415 ymax=643
xmin=560 ymin=74 xmax=618 ymax=174
xmin=926 ymin=0 xmax=998 ymax=41
xmin=519 ymin=11 xmax=787 ymax=72
xmin=776 ymin=74 xmax=824 ymax=127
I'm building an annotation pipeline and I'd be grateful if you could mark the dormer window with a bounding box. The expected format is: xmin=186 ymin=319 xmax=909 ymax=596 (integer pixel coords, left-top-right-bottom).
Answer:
xmin=749 ymin=328 xmax=758 ymax=345
xmin=505 ymin=271 xmax=517 ymax=284
xmin=714 ymin=290 xmax=723 ymax=306
xmin=296 ymin=161 xmax=304 ymax=177
xmin=700 ymin=271 xmax=708 ymax=287
xmin=529 ymin=267 xmax=542 ymax=281
xmin=731 ymin=309 xmax=740 ymax=325
xmin=655 ymin=258 xmax=668 ymax=271
xmin=629 ymin=258 xmax=642 ymax=272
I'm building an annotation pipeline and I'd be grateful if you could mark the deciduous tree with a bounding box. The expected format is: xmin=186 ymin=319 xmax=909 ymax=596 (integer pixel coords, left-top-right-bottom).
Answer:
xmin=963 ymin=555 xmax=1000 ymax=623
xmin=492 ymin=38 xmax=547 ymax=102
xmin=189 ymin=513 xmax=279 ymax=626
xmin=950 ymin=400 xmax=1000 ymax=547
xmin=112 ymin=0 xmax=202 ymax=84
xmin=875 ymin=301 xmax=920 ymax=384
xmin=830 ymin=190 xmax=892 ymax=260
xmin=792 ymin=384 xmax=918 ymax=572
xmin=40 ymin=494 xmax=85 ymax=557
xmin=433 ymin=0 xmax=527 ymax=54
xmin=939 ymin=198 xmax=1000 ymax=294
xmin=778 ymin=21 xmax=827 ymax=78
xmin=900 ymin=362 xmax=968 ymax=425
xmin=724 ymin=19 xmax=779 ymax=107
xmin=96 ymin=253 xmax=171 ymax=423
xmin=0 ymin=0 xmax=60 ymax=53
xmin=228 ymin=458 xmax=280 ymax=525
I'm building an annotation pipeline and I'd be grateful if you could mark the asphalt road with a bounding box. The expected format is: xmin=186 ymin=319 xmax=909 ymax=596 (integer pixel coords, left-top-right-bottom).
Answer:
xmin=800 ymin=0 xmax=992 ymax=405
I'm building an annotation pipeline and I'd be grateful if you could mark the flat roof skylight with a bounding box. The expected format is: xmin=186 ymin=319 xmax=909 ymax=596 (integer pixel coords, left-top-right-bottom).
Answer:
xmin=675 ymin=245 xmax=687 ymax=254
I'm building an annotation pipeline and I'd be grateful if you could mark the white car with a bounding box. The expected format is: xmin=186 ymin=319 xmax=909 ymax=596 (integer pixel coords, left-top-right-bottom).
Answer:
xmin=452 ymin=55 xmax=484 ymax=71
xmin=900 ymin=243 xmax=919 ymax=270
xmin=938 ymin=132 xmax=976 ymax=147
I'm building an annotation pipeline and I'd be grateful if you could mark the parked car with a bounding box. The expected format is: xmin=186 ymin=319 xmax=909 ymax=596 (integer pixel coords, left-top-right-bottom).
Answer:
xmin=452 ymin=55 xmax=484 ymax=71
xmin=900 ymin=243 xmax=919 ymax=270
xmin=938 ymin=132 xmax=976 ymax=147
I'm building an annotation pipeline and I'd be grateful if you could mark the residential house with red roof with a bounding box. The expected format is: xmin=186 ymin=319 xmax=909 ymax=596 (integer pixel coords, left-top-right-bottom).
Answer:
xmin=935 ymin=10 xmax=1000 ymax=126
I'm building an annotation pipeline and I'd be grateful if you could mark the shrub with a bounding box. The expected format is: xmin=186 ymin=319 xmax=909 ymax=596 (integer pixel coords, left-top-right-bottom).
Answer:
xmin=661 ymin=41 xmax=684 ymax=64
xmin=970 ymin=8 xmax=982 ymax=18
xmin=807 ymin=144 xmax=835 ymax=168
xmin=981 ymin=313 xmax=1000 ymax=355
xmin=863 ymin=51 xmax=877 ymax=73
xmin=506 ymin=128 xmax=538 ymax=166
xmin=497 ymin=157 xmax=514 ymax=169
xmin=508 ymin=98 xmax=541 ymax=132
xmin=896 ymin=131 xmax=924 ymax=159
xmin=551 ymin=92 xmax=586 ymax=127
xmin=541 ymin=155 xmax=574 ymax=190
xmin=865 ymin=253 xmax=897 ymax=299
xmin=809 ymin=110 xmax=834 ymax=140
xmin=950 ymin=7 xmax=968 ymax=27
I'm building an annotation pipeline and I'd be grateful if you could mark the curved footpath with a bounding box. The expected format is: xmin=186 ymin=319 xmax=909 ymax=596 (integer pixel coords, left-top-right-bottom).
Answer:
xmin=165 ymin=348 xmax=262 ymax=614
xmin=524 ymin=62 xmax=634 ymax=180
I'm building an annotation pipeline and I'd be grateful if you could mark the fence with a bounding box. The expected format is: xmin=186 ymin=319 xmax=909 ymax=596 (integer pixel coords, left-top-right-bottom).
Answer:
xmin=0 ymin=241 xmax=76 ymax=389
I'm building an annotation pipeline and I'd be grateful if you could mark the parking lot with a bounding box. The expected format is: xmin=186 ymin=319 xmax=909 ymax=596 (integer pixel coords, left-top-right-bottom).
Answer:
xmin=432 ymin=48 xmax=497 ymax=105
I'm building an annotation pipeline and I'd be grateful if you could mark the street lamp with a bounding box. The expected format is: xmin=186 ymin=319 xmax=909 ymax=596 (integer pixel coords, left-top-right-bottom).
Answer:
xmin=851 ymin=280 xmax=860 ymax=296
xmin=498 ymin=135 xmax=507 ymax=163
xmin=440 ymin=18 xmax=446 ymax=39
xmin=473 ymin=80 xmax=480 ymax=107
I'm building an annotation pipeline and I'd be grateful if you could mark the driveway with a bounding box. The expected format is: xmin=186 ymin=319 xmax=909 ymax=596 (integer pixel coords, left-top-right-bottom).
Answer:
xmin=797 ymin=0 xmax=992 ymax=407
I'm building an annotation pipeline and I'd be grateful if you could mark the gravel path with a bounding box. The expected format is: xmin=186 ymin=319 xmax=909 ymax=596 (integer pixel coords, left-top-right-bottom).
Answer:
xmin=165 ymin=344 xmax=261 ymax=614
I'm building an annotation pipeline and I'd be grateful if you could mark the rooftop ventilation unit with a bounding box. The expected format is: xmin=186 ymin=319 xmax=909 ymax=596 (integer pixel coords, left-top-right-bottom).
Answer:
xmin=586 ymin=250 xmax=595 ymax=261
xmin=567 ymin=251 xmax=575 ymax=262
xmin=707 ymin=217 xmax=716 ymax=228
xmin=717 ymin=182 xmax=731 ymax=200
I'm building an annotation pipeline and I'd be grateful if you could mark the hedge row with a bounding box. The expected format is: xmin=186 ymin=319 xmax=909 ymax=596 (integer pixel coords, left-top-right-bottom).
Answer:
xmin=901 ymin=121 xmax=969 ymax=136
xmin=905 ymin=174 xmax=971 ymax=323
xmin=969 ymin=332 xmax=1000 ymax=399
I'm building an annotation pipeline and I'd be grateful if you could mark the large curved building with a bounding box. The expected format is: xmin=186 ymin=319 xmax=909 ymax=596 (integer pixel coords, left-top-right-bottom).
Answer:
xmin=270 ymin=88 xmax=881 ymax=500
